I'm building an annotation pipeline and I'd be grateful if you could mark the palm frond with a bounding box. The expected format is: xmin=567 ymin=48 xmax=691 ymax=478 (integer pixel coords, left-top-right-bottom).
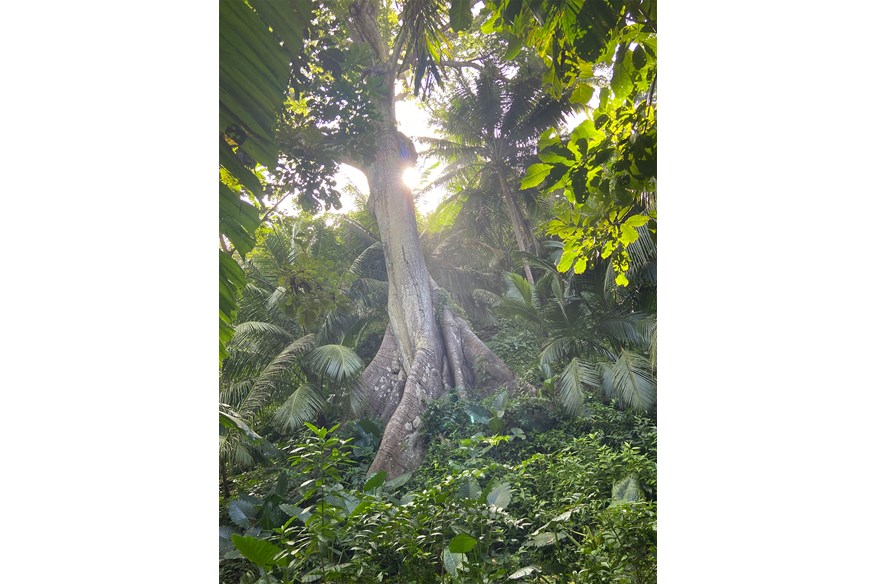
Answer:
xmin=232 ymin=321 xmax=297 ymax=349
xmin=346 ymin=241 xmax=384 ymax=279
xmin=472 ymin=288 xmax=502 ymax=307
xmin=539 ymin=337 xmax=573 ymax=367
xmin=239 ymin=334 xmax=317 ymax=417
xmin=597 ymin=313 xmax=648 ymax=345
xmin=220 ymin=380 xmax=255 ymax=409
xmin=603 ymin=350 xmax=656 ymax=412
xmin=305 ymin=344 xmax=364 ymax=383
xmin=504 ymin=272 xmax=539 ymax=308
xmin=555 ymin=357 xmax=602 ymax=416
xmin=273 ymin=382 xmax=326 ymax=433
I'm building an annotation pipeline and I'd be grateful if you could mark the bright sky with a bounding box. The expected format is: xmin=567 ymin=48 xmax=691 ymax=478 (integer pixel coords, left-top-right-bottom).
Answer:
xmin=334 ymin=90 xmax=447 ymax=215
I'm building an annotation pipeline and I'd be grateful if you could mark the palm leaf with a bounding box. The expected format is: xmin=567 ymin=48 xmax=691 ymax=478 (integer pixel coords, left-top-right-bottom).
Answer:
xmin=539 ymin=337 xmax=573 ymax=367
xmin=305 ymin=344 xmax=363 ymax=383
xmin=555 ymin=357 xmax=601 ymax=416
xmin=232 ymin=321 xmax=297 ymax=349
xmin=504 ymin=272 xmax=539 ymax=308
xmin=604 ymin=350 xmax=656 ymax=412
xmin=273 ymin=382 xmax=326 ymax=432
xmin=239 ymin=334 xmax=316 ymax=417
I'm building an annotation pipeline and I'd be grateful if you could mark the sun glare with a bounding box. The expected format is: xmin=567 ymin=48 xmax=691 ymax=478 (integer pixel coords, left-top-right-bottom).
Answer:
xmin=402 ymin=166 xmax=420 ymax=190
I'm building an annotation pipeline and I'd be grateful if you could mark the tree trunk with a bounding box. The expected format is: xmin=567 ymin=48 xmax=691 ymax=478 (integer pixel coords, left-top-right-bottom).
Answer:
xmin=347 ymin=0 xmax=533 ymax=479
xmin=498 ymin=172 xmax=536 ymax=287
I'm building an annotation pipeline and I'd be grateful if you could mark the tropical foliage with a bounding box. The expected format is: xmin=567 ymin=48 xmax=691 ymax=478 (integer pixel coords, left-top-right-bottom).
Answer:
xmin=218 ymin=0 xmax=657 ymax=581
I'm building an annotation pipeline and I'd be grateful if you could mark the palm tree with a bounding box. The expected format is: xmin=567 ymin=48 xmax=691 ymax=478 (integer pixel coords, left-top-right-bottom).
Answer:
xmin=420 ymin=59 xmax=573 ymax=286
xmin=219 ymin=216 xmax=388 ymax=482
xmin=479 ymin=232 xmax=656 ymax=415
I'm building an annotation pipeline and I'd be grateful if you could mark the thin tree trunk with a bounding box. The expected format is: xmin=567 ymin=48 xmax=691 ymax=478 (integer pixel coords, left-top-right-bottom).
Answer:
xmin=497 ymin=172 xmax=536 ymax=287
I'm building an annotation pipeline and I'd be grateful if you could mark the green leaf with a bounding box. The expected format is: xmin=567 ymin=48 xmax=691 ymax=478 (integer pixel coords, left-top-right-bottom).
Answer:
xmin=556 ymin=248 xmax=577 ymax=273
xmin=449 ymin=0 xmax=473 ymax=32
xmin=611 ymin=49 xmax=634 ymax=100
xmin=571 ymin=83 xmax=595 ymax=106
xmin=384 ymin=472 xmax=412 ymax=491
xmin=448 ymin=533 xmax=478 ymax=553
xmin=219 ymin=183 xmax=259 ymax=255
xmin=538 ymin=145 xmax=575 ymax=165
xmin=363 ymin=470 xmax=387 ymax=492
xmin=520 ymin=163 xmax=553 ymax=189
xmin=228 ymin=499 xmax=256 ymax=529
xmin=231 ymin=534 xmax=284 ymax=568
xmin=615 ymin=272 xmax=629 ymax=287
xmin=305 ymin=344 xmax=363 ymax=382
xmin=220 ymin=409 xmax=262 ymax=441
xmin=632 ymin=44 xmax=647 ymax=69
xmin=509 ymin=566 xmax=539 ymax=579
xmin=530 ymin=532 xmax=561 ymax=547
xmin=456 ymin=479 xmax=481 ymax=500
xmin=442 ymin=547 xmax=465 ymax=577
xmin=486 ymin=483 xmax=512 ymax=509
xmin=625 ymin=214 xmax=650 ymax=228
xmin=572 ymin=257 xmax=588 ymax=274
xmin=619 ymin=223 xmax=639 ymax=245
xmin=612 ymin=475 xmax=643 ymax=502
xmin=464 ymin=403 xmax=491 ymax=424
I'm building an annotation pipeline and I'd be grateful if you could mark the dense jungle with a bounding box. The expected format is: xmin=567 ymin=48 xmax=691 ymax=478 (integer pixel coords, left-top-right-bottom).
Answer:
xmin=219 ymin=1 xmax=657 ymax=581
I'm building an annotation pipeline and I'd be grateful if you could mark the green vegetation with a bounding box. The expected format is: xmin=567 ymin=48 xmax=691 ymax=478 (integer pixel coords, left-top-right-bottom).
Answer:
xmin=219 ymin=0 xmax=656 ymax=581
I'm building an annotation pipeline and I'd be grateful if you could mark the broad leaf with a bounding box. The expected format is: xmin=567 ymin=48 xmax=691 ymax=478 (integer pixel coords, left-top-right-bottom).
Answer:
xmin=486 ymin=482 xmax=512 ymax=509
xmin=509 ymin=566 xmax=539 ymax=579
xmin=612 ymin=475 xmax=643 ymax=503
xmin=231 ymin=534 xmax=285 ymax=568
xmin=449 ymin=0 xmax=473 ymax=32
xmin=520 ymin=163 xmax=553 ymax=189
xmin=530 ymin=531 xmax=562 ymax=547
xmin=442 ymin=547 xmax=465 ymax=576
xmin=228 ymin=499 xmax=256 ymax=529
xmin=448 ymin=533 xmax=477 ymax=553
xmin=363 ymin=470 xmax=387 ymax=492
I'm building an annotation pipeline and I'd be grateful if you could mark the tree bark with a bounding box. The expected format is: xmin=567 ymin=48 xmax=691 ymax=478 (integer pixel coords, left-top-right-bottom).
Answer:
xmin=497 ymin=171 xmax=536 ymax=287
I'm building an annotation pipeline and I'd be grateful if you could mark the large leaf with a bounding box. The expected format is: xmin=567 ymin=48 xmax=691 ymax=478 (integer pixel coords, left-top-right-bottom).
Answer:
xmin=228 ymin=499 xmax=257 ymax=529
xmin=220 ymin=408 xmax=261 ymax=442
xmin=520 ymin=163 xmax=553 ymax=189
xmin=305 ymin=344 xmax=363 ymax=382
xmin=486 ymin=482 xmax=512 ymax=509
xmin=218 ymin=0 xmax=313 ymax=362
xmin=442 ymin=547 xmax=465 ymax=576
xmin=230 ymin=534 xmax=285 ymax=569
xmin=363 ymin=470 xmax=387 ymax=492
xmin=449 ymin=0 xmax=473 ymax=31
xmin=612 ymin=475 xmax=643 ymax=503
xmin=448 ymin=533 xmax=478 ymax=553
xmin=604 ymin=350 xmax=656 ymax=412
xmin=273 ymin=383 xmax=326 ymax=432
xmin=509 ymin=566 xmax=539 ymax=579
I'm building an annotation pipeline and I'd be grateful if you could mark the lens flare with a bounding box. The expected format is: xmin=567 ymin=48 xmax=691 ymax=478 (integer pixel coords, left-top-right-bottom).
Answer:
xmin=402 ymin=166 xmax=420 ymax=189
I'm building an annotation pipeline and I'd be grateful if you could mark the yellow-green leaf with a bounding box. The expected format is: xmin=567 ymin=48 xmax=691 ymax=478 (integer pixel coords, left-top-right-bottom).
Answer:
xmin=520 ymin=163 xmax=553 ymax=189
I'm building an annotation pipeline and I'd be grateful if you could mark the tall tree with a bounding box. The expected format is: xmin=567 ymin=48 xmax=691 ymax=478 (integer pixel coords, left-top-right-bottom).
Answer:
xmin=422 ymin=59 xmax=572 ymax=286
xmin=271 ymin=1 xmax=531 ymax=478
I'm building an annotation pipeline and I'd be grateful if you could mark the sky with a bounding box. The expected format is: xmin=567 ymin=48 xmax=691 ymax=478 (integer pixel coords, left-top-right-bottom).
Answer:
xmin=334 ymin=91 xmax=448 ymax=214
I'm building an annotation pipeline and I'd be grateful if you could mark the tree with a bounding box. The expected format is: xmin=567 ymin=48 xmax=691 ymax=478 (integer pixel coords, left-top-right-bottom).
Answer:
xmin=263 ymin=1 xmax=533 ymax=478
xmin=483 ymin=0 xmax=658 ymax=286
xmin=421 ymin=58 xmax=572 ymax=286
